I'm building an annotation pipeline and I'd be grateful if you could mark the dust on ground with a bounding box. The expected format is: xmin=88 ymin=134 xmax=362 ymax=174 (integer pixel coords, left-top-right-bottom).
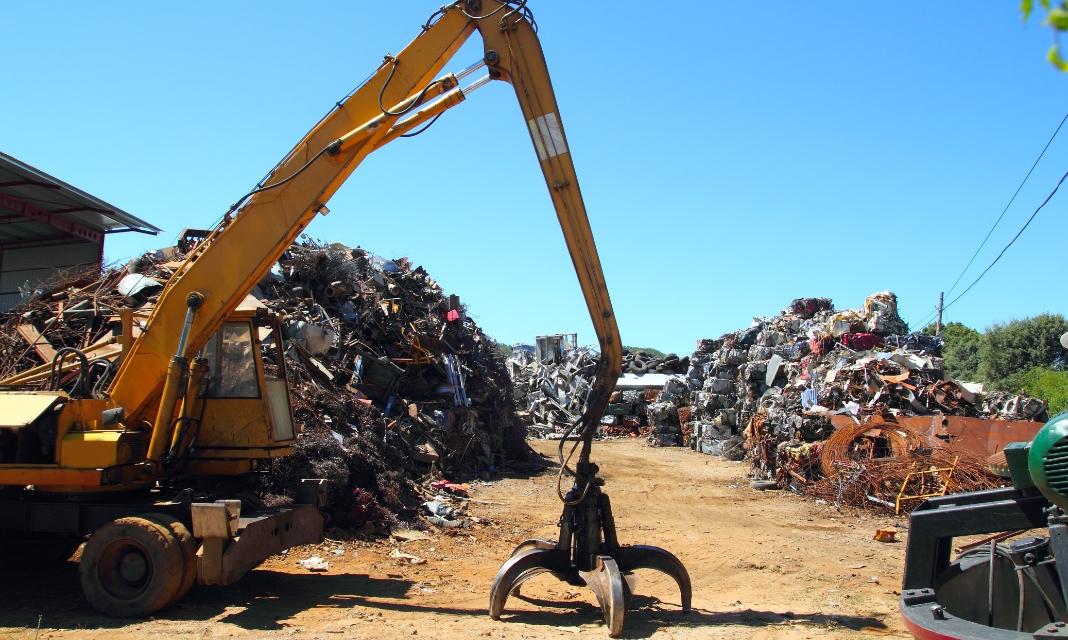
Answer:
xmin=0 ymin=440 xmax=912 ymax=639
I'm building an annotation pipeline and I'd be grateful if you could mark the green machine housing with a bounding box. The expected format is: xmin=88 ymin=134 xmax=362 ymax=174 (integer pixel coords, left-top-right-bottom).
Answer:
xmin=1002 ymin=411 xmax=1068 ymax=507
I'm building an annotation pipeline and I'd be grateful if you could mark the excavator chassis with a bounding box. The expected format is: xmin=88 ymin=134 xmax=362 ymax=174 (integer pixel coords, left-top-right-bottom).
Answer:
xmin=489 ymin=462 xmax=691 ymax=637
xmin=0 ymin=479 xmax=325 ymax=615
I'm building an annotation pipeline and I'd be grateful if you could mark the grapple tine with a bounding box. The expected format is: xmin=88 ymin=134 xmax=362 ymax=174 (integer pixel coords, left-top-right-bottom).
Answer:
xmin=615 ymin=544 xmax=693 ymax=612
xmin=508 ymin=539 xmax=561 ymax=595
xmin=509 ymin=538 xmax=557 ymax=557
xmin=488 ymin=547 xmax=571 ymax=620
xmin=579 ymin=555 xmax=627 ymax=637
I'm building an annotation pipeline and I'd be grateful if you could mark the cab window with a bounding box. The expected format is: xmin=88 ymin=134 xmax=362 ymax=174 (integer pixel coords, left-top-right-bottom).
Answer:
xmin=202 ymin=322 xmax=260 ymax=398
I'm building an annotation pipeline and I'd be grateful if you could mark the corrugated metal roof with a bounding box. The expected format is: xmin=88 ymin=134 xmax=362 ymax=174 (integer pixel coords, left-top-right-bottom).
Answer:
xmin=0 ymin=151 xmax=160 ymax=245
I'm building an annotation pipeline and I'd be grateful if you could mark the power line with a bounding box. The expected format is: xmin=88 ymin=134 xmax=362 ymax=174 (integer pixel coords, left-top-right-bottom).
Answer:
xmin=938 ymin=167 xmax=1068 ymax=317
xmin=944 ymin=110 xmax=1068 ymax=298
xmin=912 ymin=307 xmax=939 ymax=331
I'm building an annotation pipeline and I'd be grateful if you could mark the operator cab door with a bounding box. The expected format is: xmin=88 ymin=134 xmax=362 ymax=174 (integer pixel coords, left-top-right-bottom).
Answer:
xmin=195 ymin=318 xmax=295 ymax=460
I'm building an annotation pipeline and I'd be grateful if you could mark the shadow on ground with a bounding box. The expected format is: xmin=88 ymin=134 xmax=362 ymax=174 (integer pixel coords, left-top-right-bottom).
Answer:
xmin=0 ymin=564 xmax=413 ymax=632
xmin=0 ymin=564 xmax=888 ymax=639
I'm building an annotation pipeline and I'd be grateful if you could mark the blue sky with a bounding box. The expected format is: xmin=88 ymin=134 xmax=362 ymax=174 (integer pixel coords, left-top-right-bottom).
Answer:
xmin=3 ymin=2 xmax=1066 ymax=355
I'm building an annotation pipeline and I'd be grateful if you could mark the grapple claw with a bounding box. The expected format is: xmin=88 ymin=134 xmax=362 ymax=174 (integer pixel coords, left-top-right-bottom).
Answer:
xmin=488 ymin=547 xmax=571 ymax=620
xmin=488 ymin=461 xmax=689 ymax=637
xmin=615 ymin=544 xmax=693 ymax=611
xmin=509 ymin=538 xmax=557 ymax=557
xmin=579 ymin=555 xmax=627 ymax=637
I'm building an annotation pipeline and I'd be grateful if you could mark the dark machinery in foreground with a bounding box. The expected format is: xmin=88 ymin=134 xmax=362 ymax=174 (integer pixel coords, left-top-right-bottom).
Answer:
xmin=901 ymin=411 xmax=1068 ymax=639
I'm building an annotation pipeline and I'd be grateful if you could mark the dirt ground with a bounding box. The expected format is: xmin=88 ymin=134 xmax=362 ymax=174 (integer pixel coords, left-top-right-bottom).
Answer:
xmin=0 ymin=440 xmax=913 ymax=639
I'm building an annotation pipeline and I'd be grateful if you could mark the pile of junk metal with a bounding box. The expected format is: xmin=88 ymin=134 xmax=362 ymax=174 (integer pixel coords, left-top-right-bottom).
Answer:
xmin=0 ymin=238 xmax=524 ymax=530
xmin=683 ymin=292 xmax=1051 ymax=513
xmin=506 ymin=340 xmax=688 ymax=440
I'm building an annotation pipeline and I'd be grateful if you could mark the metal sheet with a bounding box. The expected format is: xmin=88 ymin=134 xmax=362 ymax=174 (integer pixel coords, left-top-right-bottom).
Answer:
xmin=904 ymin=415 xmax=1044 ymax=459
xmin=828 ymin=414 xmax=1045 ymax=459
xmin=0 ymin=393 xmax=60 ymax=429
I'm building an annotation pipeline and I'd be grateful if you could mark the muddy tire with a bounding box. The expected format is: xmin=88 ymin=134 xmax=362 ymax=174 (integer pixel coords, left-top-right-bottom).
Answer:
xmin=79 ymin=516 xmax=183 ymax=617
xmin=142 ymin=513 xmax=198 ymax=605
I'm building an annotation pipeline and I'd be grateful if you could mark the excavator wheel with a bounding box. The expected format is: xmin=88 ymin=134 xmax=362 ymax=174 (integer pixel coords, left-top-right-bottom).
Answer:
xmin=79 ymin=516 xmax=183 ymax=617
xmin=141 ymin=513 xmax=198 ymax=605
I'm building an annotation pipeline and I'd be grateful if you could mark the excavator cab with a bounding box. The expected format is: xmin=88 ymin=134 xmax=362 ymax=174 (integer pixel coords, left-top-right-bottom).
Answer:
xmin=0 ymin=299 xmax=295 ymax=490
xmin=181 ymin=303 xmax=297 ymax=477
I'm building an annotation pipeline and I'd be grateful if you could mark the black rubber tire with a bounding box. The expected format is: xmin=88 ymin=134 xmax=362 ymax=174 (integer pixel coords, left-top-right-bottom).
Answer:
xmin=80 ymin=516 xmax=184 ymax=617
xmin=750 ymin=479 xmax=779 ymax=491
xmin=629 ymin=359 xmax=649 ymax=374
xmin=142 ymin=513 xmax=198 ymax=605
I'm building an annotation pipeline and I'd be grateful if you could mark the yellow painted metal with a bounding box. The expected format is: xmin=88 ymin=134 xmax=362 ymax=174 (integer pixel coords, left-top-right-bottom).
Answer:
xmin=895 ymin=457 xmax=959 ymax=514
xmin=105 ymin=0 xmax=619 ymax=448
xmin=147 ymin=357 xmax=185 ymax=462
xmin=192 ymin=399 xmax=275 ymax=452
xmin=0 ymin=392 xmax=61 ymax=429
xmin=55 ymin=397 xmax=110 ymax=432
xmin=171 ymin=357 xmax=208 ymax=455
xmin=1 ymin=3 xmax=621 ymax=500
xmin=0 ymin=466 xmax=103 ymax=487
xmin=473 ymin=6 xmax=621 ymax=421
xmin=186 ymin=316 xmax=294 ymax=461
xmin=58 ymin=430 xmax=148 ymax=469
xmin=372 ymin=85 xmax=468 ymax=149
xmin=332 ymin=74 xmax=459 ymax=154
xmin=107 ymin=7 xmax=477 ymax=425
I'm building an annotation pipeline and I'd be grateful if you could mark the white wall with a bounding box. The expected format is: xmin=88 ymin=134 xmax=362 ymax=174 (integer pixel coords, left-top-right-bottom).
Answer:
xmin=0 ymin=241 xmax=100 ymax=311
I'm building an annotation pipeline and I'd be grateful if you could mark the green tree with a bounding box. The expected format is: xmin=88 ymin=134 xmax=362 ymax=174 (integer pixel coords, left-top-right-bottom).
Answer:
xmin=980 ymin=313 xmax=1068 ymax=390
xmin=1022 ymin=0 xmax=1068 ymax=69
xmin=623 ymin=345 xmax=667 ymax=359
xmin=1017 ymin=367 xmax=1068 ymax=415
xmin=925 ymin=322 xmax=982 ymax=381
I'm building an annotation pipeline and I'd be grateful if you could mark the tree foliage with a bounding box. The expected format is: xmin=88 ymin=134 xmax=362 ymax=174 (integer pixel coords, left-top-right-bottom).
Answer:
xmin=930 ymin=322 xmax=982 ymax=381
xmin=623 ymin=345 xmax=667 ymax=359
xmin=979 ymin=313 xmax=1068 ymax=390
xmin=1017 ymin=367 xmax=1068 ymax=415
xmin=1022 ymin=0 xmax=1068 ymax=70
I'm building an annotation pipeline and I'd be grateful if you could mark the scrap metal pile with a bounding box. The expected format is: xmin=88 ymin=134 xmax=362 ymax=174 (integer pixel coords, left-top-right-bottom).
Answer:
xmin=683 ymin=291 xmax=1049 ymax=512
xmin=507 ymin=346 xmax=687 ymax=439
xmin=507 ymin=346 xmax=597 ymax=438
xmin=0 ymin=239 xmax=523 ymax=528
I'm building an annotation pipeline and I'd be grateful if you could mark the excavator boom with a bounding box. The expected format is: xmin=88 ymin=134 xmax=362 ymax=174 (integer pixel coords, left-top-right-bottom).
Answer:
xmin=108 ymin=1 xmax=621 ymax=439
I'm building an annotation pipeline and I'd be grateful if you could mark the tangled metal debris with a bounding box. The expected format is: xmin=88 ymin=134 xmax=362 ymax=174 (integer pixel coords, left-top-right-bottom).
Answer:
xmin=507 ymin=342 xmax=690 ymax=443
xmin=0 ymin=238 xmax=524 ymax=529
xmin=683 ymin=291 xmax=1049 ymax=512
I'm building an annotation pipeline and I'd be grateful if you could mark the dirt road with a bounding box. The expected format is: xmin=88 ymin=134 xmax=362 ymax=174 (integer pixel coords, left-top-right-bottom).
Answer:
xmin=0 ymin=440 xmax=912 ymax=639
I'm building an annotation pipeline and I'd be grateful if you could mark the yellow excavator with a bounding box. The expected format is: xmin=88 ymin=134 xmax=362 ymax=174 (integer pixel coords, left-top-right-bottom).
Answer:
xmin=0 ymin=1 xmax=688 ymax=635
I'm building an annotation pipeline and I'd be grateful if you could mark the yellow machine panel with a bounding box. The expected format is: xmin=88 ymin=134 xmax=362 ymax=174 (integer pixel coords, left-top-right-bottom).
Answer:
xmin=59 ymin=430 xmax=148 ymax=469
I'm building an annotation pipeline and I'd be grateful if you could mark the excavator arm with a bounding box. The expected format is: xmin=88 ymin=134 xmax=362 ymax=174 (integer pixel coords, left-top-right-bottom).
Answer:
xmin=102 ymin=5 xmax=682 ymax=634
xmin=108 ymin=1 xmax=620 ymax=448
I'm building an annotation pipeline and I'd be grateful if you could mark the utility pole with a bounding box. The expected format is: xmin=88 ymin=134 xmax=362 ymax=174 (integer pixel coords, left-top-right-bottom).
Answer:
xmin=935 ymin=291 xmax=943 ymax=335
